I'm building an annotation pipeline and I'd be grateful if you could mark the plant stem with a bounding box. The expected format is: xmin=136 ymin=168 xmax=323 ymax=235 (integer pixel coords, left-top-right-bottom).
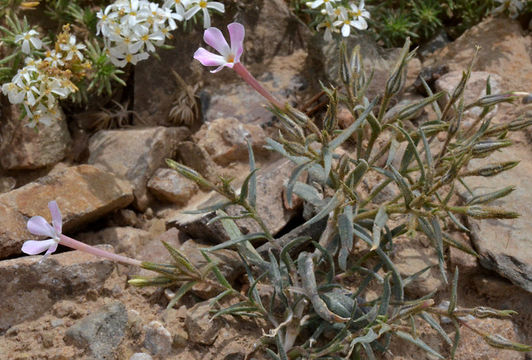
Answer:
xmin=233 ymin=62 xmax=285 ymax=109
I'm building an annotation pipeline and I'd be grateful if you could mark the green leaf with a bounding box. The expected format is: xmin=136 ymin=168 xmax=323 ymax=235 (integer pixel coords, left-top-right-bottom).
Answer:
xmin=181 ymin=201 xmax=232 ymax=214
xmin=346 ymin=159 xmax=369 ymax=189
xmin=420 ymin=312 xmax=452 ymax=346
xmin=246 ymin=139 xmax=257 ymax=208
xmin=292 ymin=181 xmax=323 ymax=207
xmin=396 ymin=331 xmax=445 ymax=359
xmin=378 ymin=274 xmax=391 ymax=316
xmin=161 ymin=241 xmax=200 ymax=275
xmin=200 ymin=250 xmax=233 ymax=289
xmin=285 ymin=162 xmax=312 ymax=207
xmin=211 ymin=302 xmax=260 ymax=319
xmin=304 ymin=192 xmax=340 ymax=226
xmin=449 ymin=266 xmax=459 ymax=316
xmin=167 ymin=281 xmax=197 ymax=309
xmin=338 ymin=205 xmax=354 ymax=271
xmin=204 ymin=232 xmax=267 ymax=251
xmin=239 ymin=168 xmax=259 ymax=205
xmin=371 ymin=206 xmax=388 ymax=251
xmin=329 ymin=97 xmax=376 ymax=150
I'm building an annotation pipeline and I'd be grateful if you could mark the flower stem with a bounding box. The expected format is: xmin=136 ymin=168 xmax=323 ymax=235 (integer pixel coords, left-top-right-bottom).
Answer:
xmin=59 ymin=234 xmax=142 ymax=267
xmin=233 ymin=62 xmax=285 ymax=109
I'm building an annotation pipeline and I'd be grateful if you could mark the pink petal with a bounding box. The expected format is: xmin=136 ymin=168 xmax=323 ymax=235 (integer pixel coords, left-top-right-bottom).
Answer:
xmin=21 ymin=239 xmax=56 ymax=255
xmin=210 ymin=64 xmax=231 ymax=73
xmin=203 ymin=27 xmax=230 ymax=56
xmin=194 ymin=47 xmax=227 ymax=66
xmin=48 ymin=200 xmax=62 ymax=234
xmin=27 ymin=216 xmax=56 ymax=238
xmin=228 ymin=23 xmax=245 ymax=63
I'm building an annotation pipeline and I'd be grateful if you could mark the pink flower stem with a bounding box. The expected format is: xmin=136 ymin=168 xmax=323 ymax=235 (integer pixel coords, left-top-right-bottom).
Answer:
xmin=59 ymin=234 xmax=142 ymax=267
xmin=233 ymin=62 xmax=285 ymax=110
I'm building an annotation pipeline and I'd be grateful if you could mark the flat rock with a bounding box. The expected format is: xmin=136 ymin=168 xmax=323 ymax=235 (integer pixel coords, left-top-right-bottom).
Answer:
xmin=176 ymin=141 xmax=220 ymax=183
xmin=88 ymin=126 xmax=189 ymax=210
xmin=0 ymin=246 xmax=115 ymax=331
xmin=167 ymin=158 xmax=298 ymax=243
xmin=0 ymin=102 xmax=71 ymax=170
xmin=0 ymin=165 xmax=133 ymax=258
xmin=194 ymin=117 xmax=267 ymax=165
xmin=425 ymin=17 xmax=532 ymax=92
xmin=147 ymin=168 xmax=198 ymax=205
xmin=76 ymin=226 xmax=151 ymax=258
xmin=64 ymin=301 xmax=128 ymax=360
xmin=185 ymin=301 xmax=222 ymax=345
xmin=466 ymin=134 xmax=532 ymax=292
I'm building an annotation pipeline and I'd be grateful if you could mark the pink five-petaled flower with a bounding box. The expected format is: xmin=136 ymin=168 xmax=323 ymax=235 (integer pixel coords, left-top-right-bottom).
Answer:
xmin=193 ymin=22 xmax=244 ymax=73
xmin=22 ymin=200 xmax=62 ymax=258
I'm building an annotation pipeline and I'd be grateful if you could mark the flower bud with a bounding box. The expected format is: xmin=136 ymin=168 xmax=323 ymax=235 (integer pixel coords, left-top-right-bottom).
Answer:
xmin=465 ymin=205 xmax=519 ymax=219
xmin=471 ymin=140 xmax=512 ymax=157
xmin=466 ymin=186 xmax=515 ymax=205
xmin=463 ymin=161 xmax=519 ymax=177
xmin=483 ymin=334 xmax=531 ymax=352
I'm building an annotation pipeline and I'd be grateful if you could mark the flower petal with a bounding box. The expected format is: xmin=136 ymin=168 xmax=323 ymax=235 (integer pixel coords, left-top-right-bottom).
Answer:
xmin=228 ymin=22 xmax=245 ymax=62
xmin=21 ymin=239 xmax=56 ymax=255
xmin=353 ymin=18 xmax=367 ymax=30
xmin=194 ymin=47 xmax=227 ymax=66
xmin=27 ymin=216 xmax=56 ymax=237
xmin=203 ymin=26 xmax=230 ymax=56
xmin=48 ymin=200 xmax=62 ymax=234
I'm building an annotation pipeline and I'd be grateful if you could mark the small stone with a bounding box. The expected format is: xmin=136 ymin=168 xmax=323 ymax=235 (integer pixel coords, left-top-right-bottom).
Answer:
xmin=51 ymin=319 xmax=65 ymax=328
xmin=143 ymin=321 xmax=172 ymax=356
xmin=147 ymin=168 xmax=198 ymax=205
xmin=130 ymin=353 xmax=153 ymax=360
xmin=185 ymin=301 xmax=222 ymax=345
xmin=127 ymin=309 xmax=143 ymax=338
xmin=41 ymin=332 xmax=55 ymax=349
xmin=88 ymin=126 xmax=189 ymax=210
xmin=0 ymin=177 xmax=16 ymax=193
xmin=64 ymin=301 xmax=128 ymax=360
xmin=337 ymin=106 xmax=354 ymax=129
xmin=172 ymin=326 xmax=188 ymax=348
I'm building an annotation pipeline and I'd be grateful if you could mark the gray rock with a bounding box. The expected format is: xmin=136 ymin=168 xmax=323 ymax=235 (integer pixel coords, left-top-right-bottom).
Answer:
xmin=167 ymin=158 xmax=299 ymax=243
xmin=0 ymin=247 xmax=114 ymax=331
xmin=0 ymin=102 xmax=71 ymax=170
xmin=185 ymin=301 xmax=222 ymax=345
xmin=76 ymin=226 xmax=151 ymax=258
xmin=88 ymin=126 xmax=189 ymax=210
xmin=0 ymin=176 xmax=15 ymax=193
xmin=143 ymin=321 xmax=172 ymax=356
xmin=465 ymin=136 xmax=532 ymax=292
xmin=0 ymin=165 xmax=133 ymax=258
xmin=176 ymin=141 xmax=219 ymax=184
xmin=65 ymin=301 xmax=128 ymax=360
xmin=130 ymin=353 xmax=153 ymax=360
xmin=147 ymin=168 xmax=198 ymax=205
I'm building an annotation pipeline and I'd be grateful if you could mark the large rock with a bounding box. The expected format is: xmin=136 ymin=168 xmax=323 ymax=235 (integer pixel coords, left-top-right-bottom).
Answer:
xmin=0 ymin=246 xmax=115 ymax=331
xmin=147 ymin=168 xmax=198 ymax=205
xmin=0 ymin=102 xmax=71 ymax=170
xmin=76 ymin=227 xmax=151 ymax=258
xmin=0 ymin=165 xmax=133 ymax=258
xmin=466 ymin=134 xmax=532 ymax=292
xmin=64 ymin=301 xmax=128 ymax=360
xmin=88 ymin=126 xmax=189 ymax=210
xmin=425 ymin=17 xmax=532 ymax=92
xmin=167 ymin=158 xmax=299 ymax=243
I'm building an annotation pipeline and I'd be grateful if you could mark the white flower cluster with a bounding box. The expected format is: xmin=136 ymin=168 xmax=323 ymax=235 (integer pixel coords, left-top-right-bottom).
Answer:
xmin=306 ymin=0 xmax=370 ymax=40
xmin=1 ymin=29 xmax=85 ymax=127
xmin=97 ymin=0 xmax=225 ymax=68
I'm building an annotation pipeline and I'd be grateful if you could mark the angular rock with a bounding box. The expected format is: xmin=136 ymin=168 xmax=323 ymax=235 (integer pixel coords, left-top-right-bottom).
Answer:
xmin=0 ymin=165 xmax=133 ymax=258
xmin=425 ymin=17 xmax=532 ymax=92
xmin=137 ymin=228 xmax=183 ymax=264
xmin=185 ymin=301 xmax=222 ymax=345
xmin=0 ymin=246 xmax=115 ymax=331
xmin=465 ymin=137 xmax=532 ymax=292
xmin=176 ymin=141 xmax=219 ymax=183
xmin=0 ymin=176 xmax=15 ymax=193
xmin=147 ymin=168 xmax=198 ymax=205
xmin=88 ymin=126 xmax=189 ymax=210
xmin=167 ymin=158 xmax=298 ymax=243
xmin=143 ymin=321 xmax=172 ymax=356
xmin=194 ymin=117 xmax=267 ymax=165
xmin=64 ymin=301 xmax=128 ymax=360
xmin=0 ymin=102 xmax=71 ymax=170
xmin=454 ymin=318 xmax=524 ymax=360
xmin=76 ymin=227 xmax=151 ymax=258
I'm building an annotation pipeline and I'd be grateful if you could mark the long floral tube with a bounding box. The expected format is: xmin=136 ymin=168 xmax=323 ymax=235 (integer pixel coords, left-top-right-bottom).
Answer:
xmin=232 ymin=62 xmax=285 ymax=109
xmin=58 ymin=234 xmax=142 ymax=267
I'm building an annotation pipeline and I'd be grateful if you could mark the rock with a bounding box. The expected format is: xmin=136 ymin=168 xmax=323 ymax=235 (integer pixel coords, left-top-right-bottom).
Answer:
xmin=0 ymin=165 xmax=133 ymax=258
xmin=413 ymin=64 xmax=449 ymax=96
xmin=64 ymin=301 xmax=128 ymax=360
xmin=425 ymin=17 xmax=532 ymax=91
xmin=393 ymin=237 xmax=446 ymax=298
xmin=130 ymin=353 xmax=153 ymax=360
xmin=0 ymin=102 xmax=71 ymax=170
xmin=418 ymin=30 xmax=451 ymax=59
xmin=178 ymin=239 xmax=244 ymax=299
xmin=194 ymin=117 xmax=267 ymax=165
xmin=147 ymin=168 xmax=198 ymax=205
xmin=465 ymin=136 xmax=532 ymax=292
xmin=176 ymin=141 xmax=219 ymax=183
xmin=76 ymin=227 xmax=151 ymax=258
xmin=167 ymin=158 xmax=299 ymax=243
xmin=202 ymin=50 xmax=308 ymax=126
xmin=0 ymin=176 xmax=15 ymax=193
xmin=88 ymin=126 xmax=189 ymax=210
xmin=454 ymin=318 xmax=524 ymax=360
xmin=143 ymin=321 xmax=172 ymax=356
xmin=185 ymin=301 xmax=222 ymax=345
xmin=137 ymin=228 xmax=183 ymax=264
xmin=435 ymin=71 xmax=502 ymax=125
xmin=0 ymin=246 xmax=115 ymax=331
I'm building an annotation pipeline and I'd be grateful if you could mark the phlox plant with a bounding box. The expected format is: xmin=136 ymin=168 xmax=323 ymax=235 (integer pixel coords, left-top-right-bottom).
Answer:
xmin=20 ymin=19 xmax=532 ymax=358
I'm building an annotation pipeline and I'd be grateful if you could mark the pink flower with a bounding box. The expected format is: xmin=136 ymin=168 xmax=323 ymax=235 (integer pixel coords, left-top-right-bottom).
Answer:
xmin=22 ymin=200 xmax=62 ymax=258
xmin=193 ymin=22 xmax=244 ymax=73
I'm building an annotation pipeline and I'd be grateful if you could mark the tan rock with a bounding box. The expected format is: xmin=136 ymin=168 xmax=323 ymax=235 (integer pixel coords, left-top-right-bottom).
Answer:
xmin=147 ymin=168 xmax=198 ymax=205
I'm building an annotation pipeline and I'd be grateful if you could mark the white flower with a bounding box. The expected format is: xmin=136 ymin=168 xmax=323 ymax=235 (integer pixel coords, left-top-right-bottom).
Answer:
xmin=348 ymin=0 xmax=370 ymax=30
xmin=44 ymin=50 xmax=64 ymax=68
xmin=14 ymin=30 xmax=42 ymax=54
xmin=306 ymin=0 xmax=337 ymax=13
xmin=109 ymin=46 xmax=150 ymax=67
xmin=59 ymin=35 xmax=87 ymax=61
xmin=333 ymin=3 xmax=369 ymax=37
xmin=185 ymin=0 xmax=225 ymax=28
xmin=317 ymin=19 xmax=336 ymax=41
